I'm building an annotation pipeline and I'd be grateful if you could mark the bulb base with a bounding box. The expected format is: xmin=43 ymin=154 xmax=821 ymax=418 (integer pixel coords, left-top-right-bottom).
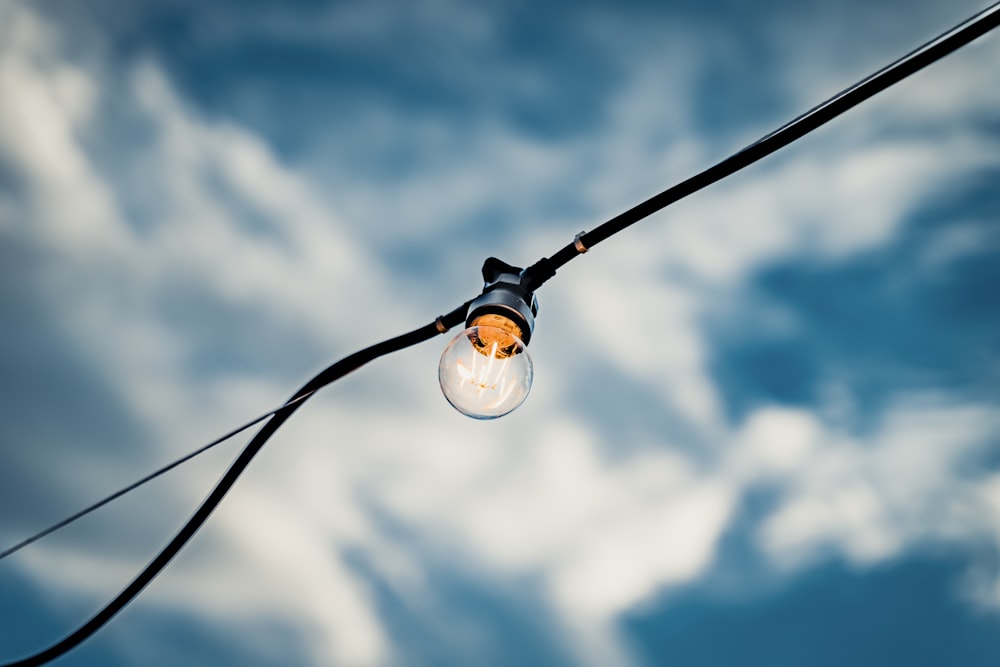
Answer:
xmin=466 ymin=257 xmax=539 ymax=345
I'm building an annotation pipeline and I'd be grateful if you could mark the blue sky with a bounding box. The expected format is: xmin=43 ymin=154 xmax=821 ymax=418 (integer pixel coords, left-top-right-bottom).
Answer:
xmin=1 ymin=1 xmax=999 ymax=665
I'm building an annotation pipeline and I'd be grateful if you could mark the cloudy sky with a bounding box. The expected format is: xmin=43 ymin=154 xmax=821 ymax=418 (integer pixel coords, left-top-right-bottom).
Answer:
xmin=1 ymin=0 xmax=999 ymax=665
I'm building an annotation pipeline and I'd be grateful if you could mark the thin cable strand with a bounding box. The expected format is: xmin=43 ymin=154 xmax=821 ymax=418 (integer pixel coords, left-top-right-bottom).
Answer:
xmin=0 ymin=390 xmax=316 ymax=562
xmin=521 ymin=0 xmax=1000 ymax=291
xmin=1 ymin=301 xmax=471 ymax=667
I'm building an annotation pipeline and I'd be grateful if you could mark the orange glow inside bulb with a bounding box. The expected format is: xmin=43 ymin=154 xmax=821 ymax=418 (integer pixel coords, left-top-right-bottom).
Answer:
xmin=468 ymin=314 xmax=524 ymax=358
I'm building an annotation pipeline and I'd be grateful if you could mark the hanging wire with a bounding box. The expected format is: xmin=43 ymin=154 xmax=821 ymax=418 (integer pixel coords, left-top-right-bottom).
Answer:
xmin=0 ymin=301 xmax=472 ymax=667
xmin=0 ymin=390 xmax=317 ymax=561
xmin=520 ymin=0 xmax=1000 ymax=291
xmin=3 ymin=2 xmax=1000 ymax=665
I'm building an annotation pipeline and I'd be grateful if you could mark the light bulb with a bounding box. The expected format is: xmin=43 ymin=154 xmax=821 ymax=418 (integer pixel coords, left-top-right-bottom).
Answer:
xmin=439 ymin=324 xmax=533 ymax=419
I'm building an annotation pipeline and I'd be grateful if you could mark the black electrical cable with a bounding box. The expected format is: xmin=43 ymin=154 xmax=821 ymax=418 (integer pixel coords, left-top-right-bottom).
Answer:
xmin=0 ymin=301 xmax=471 ymax=667
xmin=521 ymin=0 xmax=1000 ymax=291
xmin=0 ymin=392 xmax=324 ymax=562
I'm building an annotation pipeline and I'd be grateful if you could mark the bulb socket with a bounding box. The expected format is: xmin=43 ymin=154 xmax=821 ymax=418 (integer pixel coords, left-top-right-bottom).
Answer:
xmin=466 ymin=258 xmax=539 ymax=345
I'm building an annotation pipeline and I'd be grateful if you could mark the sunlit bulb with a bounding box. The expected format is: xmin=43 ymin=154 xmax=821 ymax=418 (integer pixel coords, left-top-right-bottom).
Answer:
xmin=439 ymin=322 xmax=533 ymax=419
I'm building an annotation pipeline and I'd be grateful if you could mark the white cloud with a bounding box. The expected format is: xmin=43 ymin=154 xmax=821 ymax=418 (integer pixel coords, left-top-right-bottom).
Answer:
xmin=729 ymin=407 xmax=820 ymax=480
xmin=3 ymin=3 xmax=1000 ymax=667
xmin=757 ymin=399 xmax=1000 ymax=568
xmin=0 ymin=6 xmax=124 ymax=254
xmin=0 ymin=5 xmax=397 ymax=663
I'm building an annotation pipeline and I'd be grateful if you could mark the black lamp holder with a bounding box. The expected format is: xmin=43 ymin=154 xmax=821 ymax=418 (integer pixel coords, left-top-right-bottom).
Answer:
xmin=464 ymin=257 xmax=540 ymax=344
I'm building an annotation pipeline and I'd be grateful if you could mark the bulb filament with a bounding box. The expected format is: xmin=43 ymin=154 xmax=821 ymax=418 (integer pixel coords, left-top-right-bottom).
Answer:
xmin=455 ymin=340 xmax=517 ymax=406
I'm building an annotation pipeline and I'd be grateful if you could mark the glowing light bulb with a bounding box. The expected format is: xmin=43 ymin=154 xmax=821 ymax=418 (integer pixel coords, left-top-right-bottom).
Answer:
xmin=439 ymin=323 xmax=533 ymax=419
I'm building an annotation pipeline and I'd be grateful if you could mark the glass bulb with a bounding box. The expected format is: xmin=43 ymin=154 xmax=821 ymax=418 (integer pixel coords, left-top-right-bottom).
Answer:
xmin=439 ymin=324 xmax=533 ymax=419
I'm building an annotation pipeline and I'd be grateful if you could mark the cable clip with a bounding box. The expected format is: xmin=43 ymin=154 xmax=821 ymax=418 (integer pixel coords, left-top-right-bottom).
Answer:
xmin=573 ymin=231 xmax=589 ymax=254
xmin=435 ymin=316 xmax=449 ymax=334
